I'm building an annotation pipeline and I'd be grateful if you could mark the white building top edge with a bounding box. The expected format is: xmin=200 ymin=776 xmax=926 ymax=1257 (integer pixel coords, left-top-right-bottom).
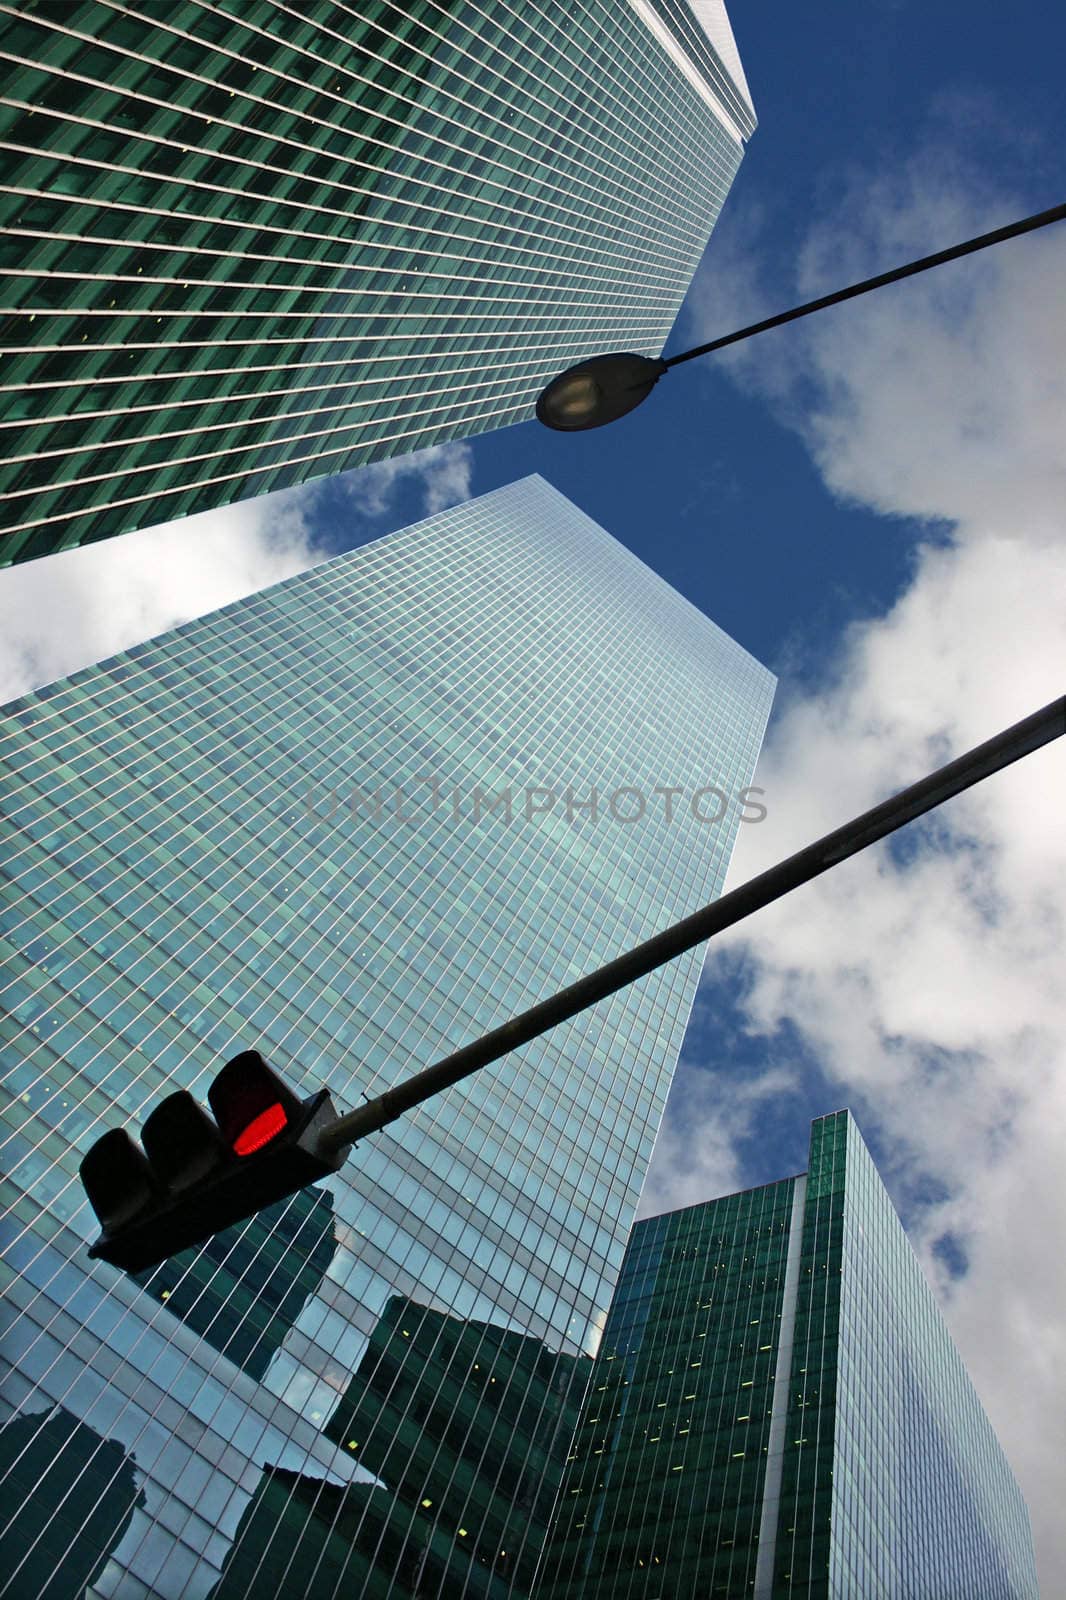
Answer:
xmin=688 ymin=0 xmax=754 ymax=117
xmin=627 ymin=0 xmax=746 ymax=147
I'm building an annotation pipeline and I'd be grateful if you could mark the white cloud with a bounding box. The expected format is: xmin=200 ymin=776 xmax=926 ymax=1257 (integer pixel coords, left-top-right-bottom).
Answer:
xmin=338 ymin=439 xmax=474 ymax=518
xmin=0 ymin=439 xmax=476 ymax=705
xmin=0 ymin=484 xmax=326 ymax=706
xmin=646 ymin=162 xmax=1066 ymax=1585
xmin=637 ymin=1017 xmax=799 ymax=1218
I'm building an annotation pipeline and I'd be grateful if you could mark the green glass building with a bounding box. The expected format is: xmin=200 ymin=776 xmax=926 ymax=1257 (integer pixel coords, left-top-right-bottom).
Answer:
xmin=0 ymin=476 xmax=773 ymax=1597
xmin=208 ymin=1297 xmax=587 ymax=1597
xmin=541 ymin=1111 xmax=1038 ymax=1600
xmin=0 ymin=1407 xmax=145 ymax=1600
xmin=0 ymin=0 xmax=754 ymax=564
xmin=131 ymin=1187 xmax=340 ymax=1384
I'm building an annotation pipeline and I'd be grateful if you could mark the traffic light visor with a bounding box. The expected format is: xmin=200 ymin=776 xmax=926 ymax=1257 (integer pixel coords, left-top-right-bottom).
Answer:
xmin=80 ymin=1128 xmax=158 ymax=1233
xmin=208 ymin=1051 xmax=303 ymax=1158
xmin=141 ymin=1090 xmax=227 ymax=1192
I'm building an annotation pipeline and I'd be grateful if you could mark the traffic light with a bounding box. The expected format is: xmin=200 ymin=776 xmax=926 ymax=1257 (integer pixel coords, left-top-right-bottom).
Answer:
xmin=79 ymin=1051 xmax=350 ymax=1273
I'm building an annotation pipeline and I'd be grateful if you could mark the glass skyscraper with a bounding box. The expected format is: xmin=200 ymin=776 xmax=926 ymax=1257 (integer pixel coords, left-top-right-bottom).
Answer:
xmin=0 ymin=0 xmax=754 ymax=565
xmin=541 ymin=1110 xmax=1038 ymax=1600
xmin=0 ymin=475 xmax=773 ymax=1597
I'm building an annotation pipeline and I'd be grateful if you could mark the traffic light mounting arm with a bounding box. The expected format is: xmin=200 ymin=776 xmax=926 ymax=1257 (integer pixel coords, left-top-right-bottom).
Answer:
xmin=78 ymin=695 xmax=1062 ymax=1274
xmin=316 ymin=694 xmax=1065 ymax=1155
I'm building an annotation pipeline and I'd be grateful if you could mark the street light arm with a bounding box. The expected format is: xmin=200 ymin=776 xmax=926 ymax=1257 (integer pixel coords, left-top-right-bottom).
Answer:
xmin=318 ymin=694 xmax=1065 ymax=1156
xmin=664 ymin=201 xmax=1066 ymax=370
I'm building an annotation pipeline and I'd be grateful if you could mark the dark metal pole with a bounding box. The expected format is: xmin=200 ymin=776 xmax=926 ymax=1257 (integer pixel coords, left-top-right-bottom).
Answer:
xmin=318 ymin=695 xmax=1064 ymax=1156
xmin=663 ymin=202 xmax=1066 ymax=371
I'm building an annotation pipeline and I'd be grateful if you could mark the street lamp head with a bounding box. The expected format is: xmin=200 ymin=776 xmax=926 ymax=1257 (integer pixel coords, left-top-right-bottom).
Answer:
xmin=536 ymin=351 xmax=667 ymax=431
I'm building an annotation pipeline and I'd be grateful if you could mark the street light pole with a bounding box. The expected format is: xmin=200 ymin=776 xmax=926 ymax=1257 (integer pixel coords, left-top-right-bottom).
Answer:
xmin=662 ymin=200 xmax=1066 ymax=372
xmin=536 ymin=201 xmax=1066 ymax=430
xmin=317 ymin=694 xmax=1065 ymax=1157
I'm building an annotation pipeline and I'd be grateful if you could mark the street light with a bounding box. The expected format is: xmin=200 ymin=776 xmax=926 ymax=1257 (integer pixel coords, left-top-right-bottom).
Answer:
xmin=536 ymin=351 xmax=667 ymax=431
xmin=536 ymin=201 xmax=1066 ymax=431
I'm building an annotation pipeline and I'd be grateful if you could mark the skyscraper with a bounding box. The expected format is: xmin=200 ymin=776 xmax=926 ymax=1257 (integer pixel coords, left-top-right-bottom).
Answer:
xmin=0 ymin=476 xmax=773 ymax=1597
xmin=541 ymin=1110 xmax=1038 ymax=1600
xmin=209 ymin=1297 xmax=586 ymax=1597
xmin=0 ymin=0 xmax=754 ymax=565
xmin=132 ymin=1188 xmax=340 ymax=1384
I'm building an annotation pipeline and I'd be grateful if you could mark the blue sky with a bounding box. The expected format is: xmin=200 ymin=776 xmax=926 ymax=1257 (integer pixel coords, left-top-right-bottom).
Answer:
xmin=0 ymin=0 xmax=1063 ymax=1582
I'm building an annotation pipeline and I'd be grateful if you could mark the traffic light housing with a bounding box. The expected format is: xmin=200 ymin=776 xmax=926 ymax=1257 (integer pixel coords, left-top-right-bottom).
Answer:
xmin=79 ymin=1051 xmax=349 ymax=1273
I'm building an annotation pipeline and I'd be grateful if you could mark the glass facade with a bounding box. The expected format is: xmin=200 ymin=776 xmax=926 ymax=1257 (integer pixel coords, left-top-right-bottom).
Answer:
xmin=813 ymin=1113 xmax=1038 ymax=1600
xmin=0 ymin=474 xmax=774 ymax=1597
xmin=206 ymin=1297 xmax=586 ymax=1597
xmin=542 ymin=1112 xmax=1038 ymax=1600
xmin=131 ymin=1188 xmax=340 ymax=1384
xmin=0 ymin=1407 xmax=145 ymax=1600
xmin=540 ymin=1172 xmax=796 ymax=1597
xmin=0 ymin=0 xmax=754 ymax=564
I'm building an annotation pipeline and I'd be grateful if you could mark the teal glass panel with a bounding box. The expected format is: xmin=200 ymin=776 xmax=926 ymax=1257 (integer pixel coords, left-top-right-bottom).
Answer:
xmin=540 ymin=1179 xmax=796 ymax=1598
xmin=819 ymin=1113 xmax=1037 ymax=1600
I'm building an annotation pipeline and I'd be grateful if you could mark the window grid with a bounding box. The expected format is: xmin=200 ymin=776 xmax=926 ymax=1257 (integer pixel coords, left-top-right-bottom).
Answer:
xmin=0 ymin=477 xmax=774 ymax=1599
xmin=0 ymin=0 xmax=753 ymax=563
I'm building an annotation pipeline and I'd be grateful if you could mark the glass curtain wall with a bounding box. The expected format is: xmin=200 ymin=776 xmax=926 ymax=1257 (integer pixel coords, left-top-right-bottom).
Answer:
xmin=0 ymin=0 xmax=753 ymax=562
xmin=541 ymin=1112 xmax=1038 ymax=1600
xmin=0 ymin=475 xmax=774 ymax=1597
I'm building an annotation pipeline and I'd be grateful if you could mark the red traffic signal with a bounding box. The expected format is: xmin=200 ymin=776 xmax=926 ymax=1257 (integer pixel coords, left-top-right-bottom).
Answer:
xmin=208 ymin=1051 xmax=303 ymax=1156
xmin=79 ymin=1051 xmax=349 ymax=1273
